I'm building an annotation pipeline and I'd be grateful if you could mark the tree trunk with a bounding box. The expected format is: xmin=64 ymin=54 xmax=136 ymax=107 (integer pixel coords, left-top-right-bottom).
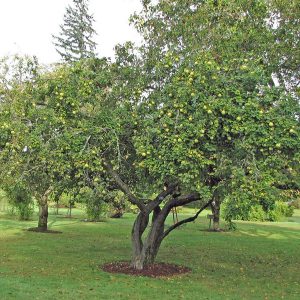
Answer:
xmin=131 ymin=206 xmax=166 ymax=270
xmin=38 ymin=197 xmax=48 ymax=231
xmin=131 ymin=212 xmax=149 ymax=270
xmin=131 ymin=230 xmax=163 ymax=270
xmin=36 ymin=187 xmax=52 ymax=231
xmin=69 ymin=202 xmax=72 ymax=217
xmin=211 ymin=197 xmax=221 ymax=231
xmin=104 ymin=159 xmax=213 ymax=270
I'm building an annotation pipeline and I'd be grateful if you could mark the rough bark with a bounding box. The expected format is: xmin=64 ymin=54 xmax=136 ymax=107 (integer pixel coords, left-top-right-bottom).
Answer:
xmin=131 ymin=215 xmax=164 ymax=269
xmin=131 ymin=212 xmax=150 ymax=269
xmin=104 ymin=161 xmax=212 ymax=270
xmin=130 ymin=193 xmax=212 ymax=270
xmin=38 ymin=198 xmax=48 ymax=230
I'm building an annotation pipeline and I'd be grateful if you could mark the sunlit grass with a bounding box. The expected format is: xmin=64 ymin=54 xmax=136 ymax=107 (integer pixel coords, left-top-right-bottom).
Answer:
xmin=0 ymin=208 xmax=299 ymax=299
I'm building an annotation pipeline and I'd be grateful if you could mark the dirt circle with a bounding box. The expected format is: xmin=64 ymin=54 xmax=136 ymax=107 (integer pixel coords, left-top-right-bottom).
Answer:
xmin=102 ymin=261 xmax=191 ymax=278
xmin=27 ymin=227 xmax=62 ymax=234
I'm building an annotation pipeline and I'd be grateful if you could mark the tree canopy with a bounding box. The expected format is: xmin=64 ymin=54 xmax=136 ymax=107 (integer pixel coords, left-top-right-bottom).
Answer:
xmin=0 ymin=0 xmax=299 ymax=269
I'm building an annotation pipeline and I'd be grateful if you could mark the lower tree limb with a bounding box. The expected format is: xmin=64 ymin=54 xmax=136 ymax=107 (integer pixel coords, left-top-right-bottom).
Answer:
xmin=105 ymin=163 xmax=214 ymax=270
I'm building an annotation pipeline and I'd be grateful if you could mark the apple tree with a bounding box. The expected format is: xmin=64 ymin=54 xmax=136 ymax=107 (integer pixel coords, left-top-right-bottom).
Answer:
xmin=85 ymin=1 xmax=300 ymax=268
xmin=128 ymin=0 xmax=300 ymax=229
xmin=0 ymin=58 xmax=113 ymax=230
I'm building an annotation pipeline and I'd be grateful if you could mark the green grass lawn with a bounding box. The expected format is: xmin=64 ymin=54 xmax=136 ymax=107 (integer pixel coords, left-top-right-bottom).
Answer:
xmin=0 ymin=208 xmax=299 ymax=300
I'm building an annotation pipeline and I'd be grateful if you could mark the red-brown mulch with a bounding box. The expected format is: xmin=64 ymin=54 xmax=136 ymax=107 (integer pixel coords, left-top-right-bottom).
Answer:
xmin=101 ymin=261 xmax=191 ymax=278
xmin=27 ymin=227 xmax=62 ymax=234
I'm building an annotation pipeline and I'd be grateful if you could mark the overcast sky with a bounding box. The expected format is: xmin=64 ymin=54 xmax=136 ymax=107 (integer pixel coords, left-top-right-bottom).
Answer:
xmin=0 ymin=0 xmax=142 ymax=64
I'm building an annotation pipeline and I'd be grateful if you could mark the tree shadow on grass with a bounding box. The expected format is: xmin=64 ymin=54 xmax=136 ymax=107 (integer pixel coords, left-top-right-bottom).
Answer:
xmin=236 ymin=223 xmax=300 ymax=241
xmin=27 ymin=227 xmax=62 ymax=234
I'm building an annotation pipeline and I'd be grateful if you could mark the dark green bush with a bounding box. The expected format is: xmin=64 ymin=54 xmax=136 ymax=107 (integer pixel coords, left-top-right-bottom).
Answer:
xmin=268 ymin=201 xmax=294 ymax=221
xmin=78 ymin=186 xmax=109 ymax=222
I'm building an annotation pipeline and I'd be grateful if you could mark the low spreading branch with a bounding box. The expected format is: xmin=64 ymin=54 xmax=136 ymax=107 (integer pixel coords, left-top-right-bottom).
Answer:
xmin=172 ymin=192 xmax=201 ymax=207
xmin=163 ymin=199 xmax=213 ymax=239
xmin=146 ymin=182 xmax=179 ymax=212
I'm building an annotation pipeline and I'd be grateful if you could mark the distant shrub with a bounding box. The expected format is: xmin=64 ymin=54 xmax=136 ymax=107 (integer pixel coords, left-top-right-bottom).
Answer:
xmin=268 ymin=201 xmax=294 ymax=221
xmin=248 ymin=205 xmax=266 ymax=221
xmin=4 ymin=183 xmax=34 ymax=220
xmin=222 ymin=192 xmax=294 ymax=223
xmin=0 ymin=190 xmax=9 ymax=212
xmin=85 ymin=196 xmax=109 ymax=221
xmin=78 ymin=186 xmax=109 ymax=222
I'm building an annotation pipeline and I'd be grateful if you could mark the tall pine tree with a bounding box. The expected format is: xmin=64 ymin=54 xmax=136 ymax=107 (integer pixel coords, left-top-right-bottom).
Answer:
xmin=53 ymin=0 xmax=97 ymax=62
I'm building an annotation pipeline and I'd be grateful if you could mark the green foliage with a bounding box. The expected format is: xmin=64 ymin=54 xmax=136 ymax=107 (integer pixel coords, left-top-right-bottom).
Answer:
xmin=248 ymin=205 xmax=267 ymax=222
xmin=107 ymin=191 xmax=128 ymax=218
xmin=132 ymin=0 xmax=299 ymax=92
xmin=0 ymin=58 xmax=114 ymax=208
xmin=222 ymin=182 xmax=294 ymax=222
xmin=0 ymin=55 xmax=39 ymax=88
xmin=57 ymin=193 xmax=75 ymax=208
xmin=78 ymin=186 xmax=108 ymax=221
xmin=53 ymin=0 xmax=97 ymax=62
xmin=225 ymin=219 xmax=237 ymax=231
xmin=1 ymin=0 xmax=299 ymax=240
xmin=269 ymin=201 xmax=294 ymax=221
xmin=131 ymin=52 xmax=300 ymax=212
xmin=0 ymin=190 xmax=9 ymax=212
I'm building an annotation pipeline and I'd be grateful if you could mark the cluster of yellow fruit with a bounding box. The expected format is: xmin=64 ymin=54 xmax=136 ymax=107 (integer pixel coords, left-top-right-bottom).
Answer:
xmin=0 ymin=122 xmax=9 ymax=129
xmin=141 ymin=150 xmax=151 ymax=157
xmin=203 ymin=105 xmax=213 ymax=114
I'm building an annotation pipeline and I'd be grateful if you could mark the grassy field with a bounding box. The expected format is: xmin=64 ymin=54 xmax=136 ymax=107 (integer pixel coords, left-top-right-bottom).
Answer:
xmin=0 ymin=207 xmax=299 ymax=300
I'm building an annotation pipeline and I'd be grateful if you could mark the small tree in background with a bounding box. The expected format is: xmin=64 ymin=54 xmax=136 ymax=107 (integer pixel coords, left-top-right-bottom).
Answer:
xmin=53 ymin=0 xmax=97 ymax=62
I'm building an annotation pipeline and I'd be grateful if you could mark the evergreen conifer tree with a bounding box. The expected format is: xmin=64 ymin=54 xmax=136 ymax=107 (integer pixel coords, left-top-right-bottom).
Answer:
xmin=53 ymin=0 xmax=97 ymax=62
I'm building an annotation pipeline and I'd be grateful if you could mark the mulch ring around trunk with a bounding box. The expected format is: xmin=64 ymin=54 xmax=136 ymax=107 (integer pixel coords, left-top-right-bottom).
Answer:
xmin=101 ymin=261 xmax=191 ymax=278
xmin=27 ymin=227 xmax=62 ymax=234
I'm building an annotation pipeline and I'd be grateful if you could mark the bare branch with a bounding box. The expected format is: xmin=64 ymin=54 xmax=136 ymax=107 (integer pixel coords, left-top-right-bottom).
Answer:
xmin=103 ymin=159 xmax=145 ymax=212
xmin=80 ymin=135 xmax=91 ymax=154
xmin=172 ymin=192 xmax=201 ymax=207
xmin=146 ymin=181 xmax=179 ymax=212
xmin=163 ymin=199 xmax=213 ymax=239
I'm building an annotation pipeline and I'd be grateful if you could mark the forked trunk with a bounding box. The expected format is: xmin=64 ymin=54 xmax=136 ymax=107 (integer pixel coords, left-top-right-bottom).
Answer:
xmin=131 ymin=247 xmax=159 ymax=270
xmin=131 ymin=212 xmax=150 ymax=270
xmin=104 ymin=158 xmax=212 ymax=271
xmin=131 ymin=207 xmax=166 ymax=270
xmin=131 ymin=231 xmax=163 ymax=270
